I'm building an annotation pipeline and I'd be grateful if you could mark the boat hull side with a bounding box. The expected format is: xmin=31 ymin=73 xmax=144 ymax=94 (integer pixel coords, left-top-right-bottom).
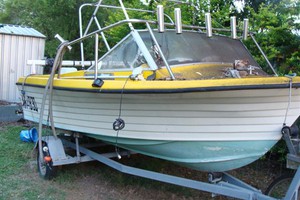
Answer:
xmin=17 ymin=85 xmax=300 ymax=171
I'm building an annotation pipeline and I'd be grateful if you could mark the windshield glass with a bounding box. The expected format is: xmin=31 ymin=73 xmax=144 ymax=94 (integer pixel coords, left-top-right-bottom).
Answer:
xmin=89 ymin=30 xmax=259 ymax=71
xmin=148 ymin=30 xmax=259 ymax=67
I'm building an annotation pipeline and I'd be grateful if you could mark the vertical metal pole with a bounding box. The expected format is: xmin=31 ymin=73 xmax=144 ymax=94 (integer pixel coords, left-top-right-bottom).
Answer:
xmin=205 ymin=13 xmax=212 ymax=37
xmin=75 ymin=136 xmax=81 ymax=162
xmin=243 ymin=18 xmax=249 ymax=40
xmin=207 ymin=0 xmax=211 ymax=13
xmin=230 ymin=16 xmax=237 ymax=39
xmin=157 ymin=5 xmax=164 ymax=33
xmin=174 ymin=8 xmax=182 ymax=34
xmin=79 ymin=4 xmax=85 ymax=69
xmin=94 ymin=34 xmax=99 ymax=80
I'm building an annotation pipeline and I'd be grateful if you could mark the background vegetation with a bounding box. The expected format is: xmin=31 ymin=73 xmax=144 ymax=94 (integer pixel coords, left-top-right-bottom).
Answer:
xmin=0 ymin=0 xmax=299 ymax=74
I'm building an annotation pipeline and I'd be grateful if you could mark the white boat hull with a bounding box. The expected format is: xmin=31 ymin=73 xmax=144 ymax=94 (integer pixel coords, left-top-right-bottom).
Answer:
xmin=18 ymin=85 xmax=300 ymax=171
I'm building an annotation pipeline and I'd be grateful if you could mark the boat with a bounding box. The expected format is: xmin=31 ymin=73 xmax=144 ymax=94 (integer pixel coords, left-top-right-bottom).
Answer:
xmin=16 ymin=0 xmax=300 ymax=172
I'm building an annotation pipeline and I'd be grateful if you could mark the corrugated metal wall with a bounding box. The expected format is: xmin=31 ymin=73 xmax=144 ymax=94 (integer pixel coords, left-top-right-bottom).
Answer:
xmin=0 ymin=33 xmax=45 ymax=102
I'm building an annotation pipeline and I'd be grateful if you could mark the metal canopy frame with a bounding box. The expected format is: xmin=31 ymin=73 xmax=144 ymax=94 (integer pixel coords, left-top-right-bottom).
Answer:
xmin=26 ymin=0 xmax=278 ymax=79
xmin=41 ymin=134 xmax=300 ymax=200
xmin=74 ymin=0 xmax=278 ymax=78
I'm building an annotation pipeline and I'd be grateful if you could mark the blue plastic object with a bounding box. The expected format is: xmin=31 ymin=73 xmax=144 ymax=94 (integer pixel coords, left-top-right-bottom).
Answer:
xmin=20 ymin=128 xmax=38 ymax=143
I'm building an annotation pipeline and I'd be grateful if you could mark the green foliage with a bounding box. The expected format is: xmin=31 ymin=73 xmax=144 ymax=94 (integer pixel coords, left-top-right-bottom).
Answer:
xmin=0 ymin=0 xmax=93 ymax=59
xmin=0 ymin=0 xmax=299 ymax=73
xmin=268 ymin=139 xmax=288 ymax=163
xmin=103 ymin=0 xmax=148 ymax=45
xmin=244 ymin=1 xmax=300 ymax=75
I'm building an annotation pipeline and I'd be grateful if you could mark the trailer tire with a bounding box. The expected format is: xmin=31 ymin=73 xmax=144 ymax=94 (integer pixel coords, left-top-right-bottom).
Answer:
xmin=265 ymin=173 xmax=299 ymax=199
xmin=37 ymin=144 xmax=57 ymax=180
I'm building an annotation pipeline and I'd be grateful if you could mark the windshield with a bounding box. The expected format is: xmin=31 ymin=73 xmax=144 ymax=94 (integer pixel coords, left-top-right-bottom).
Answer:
xmin=88 ymin=30 xmax=259 ymax=71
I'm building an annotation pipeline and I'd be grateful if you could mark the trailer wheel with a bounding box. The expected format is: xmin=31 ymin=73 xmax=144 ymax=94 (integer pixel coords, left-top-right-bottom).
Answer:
xmin=37 ymin=143 xmax=57 ymax=180
xmin=265 ymin=173 xmax=299 ymax=199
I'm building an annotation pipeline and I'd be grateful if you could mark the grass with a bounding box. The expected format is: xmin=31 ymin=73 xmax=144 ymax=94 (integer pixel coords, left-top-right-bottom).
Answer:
xmin=0 ymin=124 xmax=206 ymax=200
xmin=0 ymin=125 xmax=66 ymax=200
xmin=0 ymin=123 xmax=288 ymax=200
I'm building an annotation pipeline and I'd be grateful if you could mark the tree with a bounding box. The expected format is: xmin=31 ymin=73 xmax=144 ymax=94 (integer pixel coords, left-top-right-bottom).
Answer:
xmin=1 ymin=0 xmax=298 ymax=73
xmin=0 ymin=0 xmax=94 ymax=59
xmin=244 ymin=1 xmax=300 ymax=74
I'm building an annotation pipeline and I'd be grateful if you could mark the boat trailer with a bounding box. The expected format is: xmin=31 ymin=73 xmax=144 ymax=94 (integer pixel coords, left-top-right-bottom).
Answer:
xmin=37 ymin=127 xmax=300 ymax=200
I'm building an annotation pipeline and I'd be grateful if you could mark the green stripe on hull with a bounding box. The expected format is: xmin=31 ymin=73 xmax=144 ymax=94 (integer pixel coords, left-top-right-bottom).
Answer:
xmin=84 ymin=133 xmax=277 ymax=172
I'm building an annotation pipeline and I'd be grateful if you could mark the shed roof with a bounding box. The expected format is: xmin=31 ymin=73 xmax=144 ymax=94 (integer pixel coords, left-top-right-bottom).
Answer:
xmin=0 ymin=24 xmax=46 ymax=38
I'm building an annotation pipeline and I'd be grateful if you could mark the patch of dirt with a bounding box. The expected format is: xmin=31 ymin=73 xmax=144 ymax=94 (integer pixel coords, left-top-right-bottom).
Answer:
xmin=0 ymin=100 xmax=21 ymax=106
xmin=0 ymin=119 xmax=32 ymax=131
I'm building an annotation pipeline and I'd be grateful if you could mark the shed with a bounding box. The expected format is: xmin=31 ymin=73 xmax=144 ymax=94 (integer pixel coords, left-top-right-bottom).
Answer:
xmin=0 ymin=24 xmax=46 ymax=102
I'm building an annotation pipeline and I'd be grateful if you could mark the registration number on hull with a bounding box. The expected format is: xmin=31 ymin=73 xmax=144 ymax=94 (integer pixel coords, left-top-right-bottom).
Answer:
xmin=22 ymin=96 xmax=38 ymax=112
